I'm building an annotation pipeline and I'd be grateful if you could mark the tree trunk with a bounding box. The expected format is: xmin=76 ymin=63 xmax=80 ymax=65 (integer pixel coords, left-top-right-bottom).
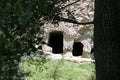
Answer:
xmin=94 ymin=0 xmax=120 ymax=80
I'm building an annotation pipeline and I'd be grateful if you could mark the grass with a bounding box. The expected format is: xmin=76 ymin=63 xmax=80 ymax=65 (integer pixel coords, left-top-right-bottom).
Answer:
xmin=20 ymin=56 xmax=95 ymax=80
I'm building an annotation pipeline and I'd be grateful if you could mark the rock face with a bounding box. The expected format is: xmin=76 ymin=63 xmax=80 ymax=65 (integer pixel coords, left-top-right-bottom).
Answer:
xmin=42 ymin=45 xmax=52 ymax=55
xmin=81 ymin=39 xmax=92 ymax=58
xmin=41 ymin=0 xmax=94 ymax=60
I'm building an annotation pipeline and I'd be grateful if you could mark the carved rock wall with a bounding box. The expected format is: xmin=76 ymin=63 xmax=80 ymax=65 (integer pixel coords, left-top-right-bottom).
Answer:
xmin=42 ymin=0 xmax=94 ymax=59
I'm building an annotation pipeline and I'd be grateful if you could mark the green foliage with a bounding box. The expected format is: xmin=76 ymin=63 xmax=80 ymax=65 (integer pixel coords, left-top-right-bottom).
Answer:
xmin=21 ymin=56 xmax=96 ymax=80
xmin=0 ymin=0 xmax=69 ymax=79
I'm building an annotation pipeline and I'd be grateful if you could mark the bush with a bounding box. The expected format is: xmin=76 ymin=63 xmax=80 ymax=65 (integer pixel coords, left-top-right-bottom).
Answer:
xmin=20 ymin=56 xmax=96 ymax=80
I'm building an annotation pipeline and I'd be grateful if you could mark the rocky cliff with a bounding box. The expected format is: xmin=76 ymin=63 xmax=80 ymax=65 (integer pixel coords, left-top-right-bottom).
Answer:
xmin=41 ymin=0 xmax=94 ymax=61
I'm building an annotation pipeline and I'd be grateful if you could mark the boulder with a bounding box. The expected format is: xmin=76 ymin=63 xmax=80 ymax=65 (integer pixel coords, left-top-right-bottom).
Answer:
xmin=42 ymin=45 xmax=52 ymax=55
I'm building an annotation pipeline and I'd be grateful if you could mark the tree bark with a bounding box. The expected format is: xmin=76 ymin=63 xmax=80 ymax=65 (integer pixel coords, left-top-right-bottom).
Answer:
xmin=94 ymin=0 xmax=120 ymax=80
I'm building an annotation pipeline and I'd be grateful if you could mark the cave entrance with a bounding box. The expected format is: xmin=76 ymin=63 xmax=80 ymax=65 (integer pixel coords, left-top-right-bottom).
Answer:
xmin=72 ymin=42 xmax=83 ymax=56
xmin=48 ymin=31 xmax=63 ymax=53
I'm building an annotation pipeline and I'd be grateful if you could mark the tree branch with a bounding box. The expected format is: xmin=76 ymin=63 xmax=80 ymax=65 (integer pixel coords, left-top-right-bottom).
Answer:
xmin=61 ymin=0 xmax=81 ymax=9
xmin=57 ymin=16 xmax=94 ymax=25
xmin=59 ymin=0 xmax=94 ymax=25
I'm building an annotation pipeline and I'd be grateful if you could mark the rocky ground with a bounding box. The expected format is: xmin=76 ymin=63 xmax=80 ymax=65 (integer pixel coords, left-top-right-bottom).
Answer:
xmin=46 ymin=52 xmax=95 ymax=63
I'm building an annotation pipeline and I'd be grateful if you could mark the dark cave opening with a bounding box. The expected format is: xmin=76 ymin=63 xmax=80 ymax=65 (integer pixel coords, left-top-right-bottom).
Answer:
xmin=48 ymin=31 xmax=63 ymax=53
xmin=72 ymin=42 xmax=83 ymax=56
